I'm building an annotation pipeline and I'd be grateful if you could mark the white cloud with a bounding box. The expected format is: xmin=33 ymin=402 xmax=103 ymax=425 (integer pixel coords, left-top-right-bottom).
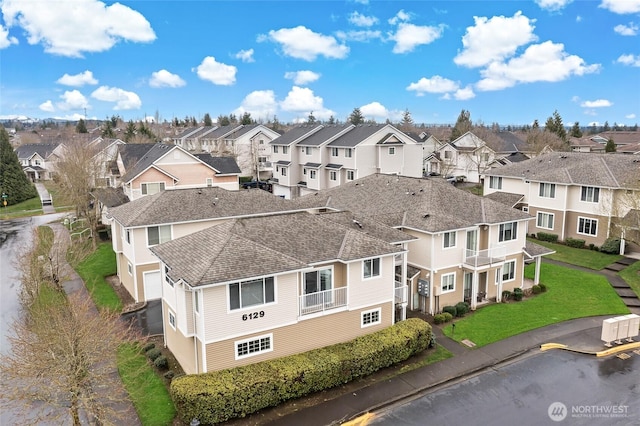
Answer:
xmin=280 ymin=86 xmax=324 ymax=112
xmin=56 ymin=90 xmax=90 ymax=111
xmin=194 ymin=57 xmax=237 ymax=85
xmin=454 ymin=86 xmax=476 ymax=100
xmin=389 ymin=23 xmax=444 ymax=54
xmin=476 ymin=41 xmax=601 ymax=91
xmin=534 ymin=0 xmax=573 ymax=12
xmin=336 ymin=30 xmax=383 ymax=42
xmin=625 ymin=113 xmax=636 ymax=119
xmin=56 ymin=70 xmax=98 ymax=86
xmin=1 ymin=0 xmax=155 ymax=57
xmin=284 ymin=70 xmax=321 ymax=85
xmin=235 ymin=48 xmax=255 ymax=63
xmin=349 ymin=12 xmax=378 ymax=27
xmin=614 ymin=22 xmax=639 ymax=36
xmin=39 ymin=100 xmax=55 ymax=112
xmin=580 ymin=99 xmax=613 ymax=108
xmin=454 ymin=12 xmax=538 ymax=68
xmin=233 ymin=90 xmax=278 ymax=121
xmin=149 ymin=70 xmax=186 ymax=88
xmin=266 ymin=26 xmax=349 ymax=61
xmin=360 ymin=102 xmax=388 ymax=119
xmin=91 ymin=86 xmax=141 ymax=110
xmin=406 ymin=76 xmax=460 ymax=95
xmin=599 ymin=0 xmax=640 ymax=14
xmin=616 ymin=54 xmax=640 ymax=66
xmin=388 ymin=10 xmax=411 ymax=25
xmin=0 ymin=24 xmax=18 ymax=48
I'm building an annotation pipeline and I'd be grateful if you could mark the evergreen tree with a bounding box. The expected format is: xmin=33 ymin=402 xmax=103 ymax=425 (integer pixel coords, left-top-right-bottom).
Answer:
xmin=101 ymin=119 xmax=115 ymax=138
xmin=532 ymin=119 xmax=540 ymax=130
xmin=0 ymin=127 xmax=38 ymax=205
xmin=110 ymin=115 xmax=119 ymax=128
xmin=544 ymin=110 xmax=567 ymax=141
xmin=450 ymin=109 xmax=472 ymax=141
xmin=570 ymin=121 xmax=582 ymax=138
xmin=203 ymin=113 xmax=213 ymax=127
xmin=307 ymin=112 xmax=316 ymax=125
xmin=327 ymin=115 xmax=336 ymax=125
xmin=269 ymin=115 xmax=280 ymax=131
xmin=400 ymin=109 xmax=414 ymax=131
xmin=605 ymin=138 xmax=616 ymax=152
xmin=229 ymin=114 xmax=238 ymax=124
xmin=218 ymin=115 xmax=231 ymax=126
xmin=124 ymin=120 xmax=136 ymax=142
xmin=348 ymin=107 xmax=365 ymax=125
xmin=603 ymin=121 xmax=610 ymax=131
xmin=240 ymin=112 xmax=253 ymax=125
xmin=76 ymin=119 xmax=88 ymax=133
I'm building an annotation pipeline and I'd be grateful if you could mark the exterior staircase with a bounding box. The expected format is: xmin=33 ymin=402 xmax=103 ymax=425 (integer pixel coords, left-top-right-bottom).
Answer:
xmin=604 ymin=257 xmax=640 ymax=315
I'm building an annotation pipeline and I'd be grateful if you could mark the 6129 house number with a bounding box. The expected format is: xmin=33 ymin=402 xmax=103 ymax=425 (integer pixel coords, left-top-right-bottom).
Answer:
xmin=242 ymin=311 xmax=265 ymax=321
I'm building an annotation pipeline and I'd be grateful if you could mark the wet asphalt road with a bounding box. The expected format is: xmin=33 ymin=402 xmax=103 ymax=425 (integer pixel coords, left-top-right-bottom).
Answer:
xmin=370 ymin=349 xmax=639 ymax=426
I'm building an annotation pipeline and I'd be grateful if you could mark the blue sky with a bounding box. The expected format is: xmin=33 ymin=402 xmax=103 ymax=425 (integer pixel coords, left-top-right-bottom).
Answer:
xmin=1 ymin=0 xmax=639 ymax=126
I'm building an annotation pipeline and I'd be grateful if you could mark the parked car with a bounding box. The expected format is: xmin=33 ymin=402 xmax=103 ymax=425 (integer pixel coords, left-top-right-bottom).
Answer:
xmin=242 ymin=181 xmax=272 ymax=192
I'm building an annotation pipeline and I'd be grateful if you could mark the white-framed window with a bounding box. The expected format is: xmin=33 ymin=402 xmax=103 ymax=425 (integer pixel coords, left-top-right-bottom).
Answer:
xmin=345 ymin=148 xmax=352 ymax=158
xmin=164 ymin=265 xmax=174 ymax=287
xmin=501 ymin=260 xmax=516 ymax=282
xmin=361 ymin=308 xmax=381 ymax=328
xmin=443 ymin=231 xmax=456 ymax=248
xmin=206 ymin=177 xmax=213 ymax=187
xmin=303 ymin=146 xmax=311 ymax=155
xmin=539 ymin=182 xmax=556 ymax=198
xmin=273 ymin=146 xmax=279 ymax=154
xmin=331 ymin=147 xmax=338 ymax=157
xmin=235 ymin=334 xmax=272 ymax=359
xmin=309 ymin=170 xmax=316 ymax=179
xmin=581 ymin=186 xmax=600 ymax=203
xmin=303 ymin=168 xmax=307 ymax=175
xmin=578 ymin=217 xmax=598 ymax=236
xmin=346 ymin=170 xmax=355 ymax=180
xmin=444 ymin=151 xmax=453 ymax=159
xmin=330 ymin=171 xmax=337 ymax=181
xmin=363 ymin=258 xmax=380 ymax=279
xmin=536 ymin=212 xmax=554 ymax=230
xmin=489 ymin=176 xmax=502 ymax=190
xmin=259 ymin=139 xmax=264 ymax=145
xmin=282 ymin=146 xmax=288 ymax=154
xmin=147 ymin=225 xmax=171 ymax=246
xmin=141 ymin=182 xmax=165 ymax=195
xmin=127 ymin=262 xmax=133 ymax=275
xmin=304 ymin=268 xmax=332 ymax=295
xmin=229 ymin=277 xmax=275 ymax=310
xmin=125 ymin=229 xmax=131 ymax=244
xmin=441 ymin=273 xmax=455 ymax=293
xmin=388 ymin=147 xmax=395 ymax=155
xmin=499 ymin=222 xmax=518 ymax=242
xmin=194 ymin=291 xmax=200 ymax=314
xmin=281 ymin=167 xmax=287 ymax=176
xmin=168 ymin=310 xmax=176 ymax=330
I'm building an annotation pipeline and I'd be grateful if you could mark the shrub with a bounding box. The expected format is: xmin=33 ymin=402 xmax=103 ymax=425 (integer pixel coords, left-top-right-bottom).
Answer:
xmin=588 ymin=243 xmax=596 ymax=250
xmin=600 ymin=238 xmax=620 ymax=254
xmin=442 ymin=312 xmax=453 ymax=322
xmin=164 ymin=371 xmax=176 ymax=380
xmin=565 ymin=237 xmax=586 ymax=249
xmin=154 ymin=355 xmax=168 ymax=369
xmin=513 ymin=288 xmax=524 ymax=301
xmin=433 ymin=314 xmax=446 ymax=324
xmin=442 ymin=305 xmax=457 ymax=317
xmin=170 ymin=318 xmax=432 ymax=425
xmin=501 ymin=290 xmax=512 ymax=301
xmin=538 ymin=283 xmax=547 ymax=293
xmin=529 ymin=233 xmax=536 ymax=239
xmin=146 ymin=348 xmax=162 ymax=361
xmin=142 ymin=342 xmax=156 ymax=352
xmin=455 ymin=302 xmax=469 ymax=317
xmin=532 ymin=285 xmax=542 ymax=294
xmin=537 ymin=232 xmax=559 ymax=243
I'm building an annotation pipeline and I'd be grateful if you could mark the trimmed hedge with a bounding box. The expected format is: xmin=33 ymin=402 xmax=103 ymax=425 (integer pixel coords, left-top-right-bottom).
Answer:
xmin=170 ymin=318 xmax=432 ymax=424
xmin=600 ymin=238 xmax=620 ymax=254
xmin=565 ymin=237 xmax=585 ymax=249
xmin=513 ymin=288 xmax=524 ymax=301
xmin=442 ymin=305 xmax=457 ymax=317
xmin=455 ymin=302 xmax=470 ymax=317
xmin=536 ymin=232 xmax=559 ymax=243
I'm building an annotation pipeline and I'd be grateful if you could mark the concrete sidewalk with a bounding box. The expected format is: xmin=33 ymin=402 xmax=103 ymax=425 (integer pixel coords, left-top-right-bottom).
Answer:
xmin=34 ymin=182 xmax=55 ymax=214
xmin=267 ymin=316 xmax=617 ymax=426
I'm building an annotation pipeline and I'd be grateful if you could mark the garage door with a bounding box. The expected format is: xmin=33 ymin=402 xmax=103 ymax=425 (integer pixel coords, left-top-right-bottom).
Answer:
xmin=143 ymin=270 xmax=162 ymax=300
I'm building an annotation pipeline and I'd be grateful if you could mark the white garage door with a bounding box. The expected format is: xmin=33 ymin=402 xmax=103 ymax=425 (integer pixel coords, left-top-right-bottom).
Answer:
xmin=143 ymin=270 xmax=162 ymax=300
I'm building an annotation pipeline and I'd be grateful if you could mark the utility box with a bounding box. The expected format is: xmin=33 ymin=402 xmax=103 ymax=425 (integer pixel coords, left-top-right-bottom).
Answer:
xmin=614 ymin=316 xmax=630 ymax=342
xmin=601 ymin=318 xmax=619 ymax=346
xmin=624 ymin=314 xmax=640 ymax=340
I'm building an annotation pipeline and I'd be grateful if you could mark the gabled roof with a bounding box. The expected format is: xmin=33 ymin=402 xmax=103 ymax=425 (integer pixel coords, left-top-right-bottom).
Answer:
xmin=297 ymin=124 xmax=353 ymax=146
xmin=151 ymin=211 xmax=405 ymax=287
xmin=269 ymin=124 xmax=323 ymax=146
xmin=192 ymin=153 xmax=241 ymax=174
xmin=117 ymin=143 xmax=157 ymax=169
xmin=120 ymin=143 xmax=174 ymax=183
xmin=490 ymin=132 xmax=530 ymax=153
xmin=109 ymin=186 xmax=295 ymax=227
xmin=292 ymin=174 xmax=532 ymax=233
xmin=592 ymin=131 xmax=640 ymax=145
xmin=483 ymin=152 xmax=640 ymax=189
xmin=199 ymin=124 xmax=244 ymax=140
xmin=15 ymin=143 xmax=59 ymax=159
xmin=524 ymin=241 xmax=556 ymax=259
xmin=174 ymin=127 xmax=204 ymax=139
xmin=484 ymin=191 xmax=525 ymax=208
xmin=91 ymin=187 xmax=130 ymax=208
xmin=327 ymin=124 xmax=398 ymax=148
xmin=183 ymin=126 xmax=217 ymax=139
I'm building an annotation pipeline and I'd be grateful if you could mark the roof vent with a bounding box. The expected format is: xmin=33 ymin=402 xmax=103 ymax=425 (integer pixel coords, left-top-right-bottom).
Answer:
xmin=352 ymin=219 xmax=363 ymax=228
xmin=423 ymin=214 xmax=430 ymax=218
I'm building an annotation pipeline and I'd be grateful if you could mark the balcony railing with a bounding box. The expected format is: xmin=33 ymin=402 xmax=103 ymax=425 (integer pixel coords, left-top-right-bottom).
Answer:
xmin=394 ymin=282 xmax=408 ymax=304
xmin=299 ymin=287 xmax=347 ymax=316
xmin=463 ymin=246 xmax=506 ymax=268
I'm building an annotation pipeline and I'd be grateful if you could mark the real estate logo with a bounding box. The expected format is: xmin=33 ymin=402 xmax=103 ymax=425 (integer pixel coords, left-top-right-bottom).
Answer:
xmin=548 ymin=402 xmax=630 ymax=422
xmin=548 ymin=402 xmax=568 ymax=422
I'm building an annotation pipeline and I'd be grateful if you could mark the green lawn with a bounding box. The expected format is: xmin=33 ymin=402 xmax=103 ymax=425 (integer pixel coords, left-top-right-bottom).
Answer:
xmin=0 ymin=196 xmax=43 ymax=219
xmin=42 ymin=181 xmax=74 ymax=212
xmin=529 ymin=238 xmax=623 ymax=270
xmin=74 ymin=242 xmax=122 ymax=312
xmin=442 ymin=263 xmax=629 ymax=347
xmin=619 ymin=260 xmax=640 ymax=298
xmin=117 ymin=344 xmax=176 ymax=426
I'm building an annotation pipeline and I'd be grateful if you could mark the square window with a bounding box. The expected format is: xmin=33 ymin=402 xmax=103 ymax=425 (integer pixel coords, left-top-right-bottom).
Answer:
xmin=443 ymin=231 xmax=456 ymax=248
xmin=578 ymin=217 xmax=598 ymax=236
xmin=363 ymin=258 xmax=380 ymax=279
xmin=499 ymin=222 xmax=518 ymax=242
xmin=441 ymin=273 xmax=455 ymax=293
xmin=388 ymin=147 xmax=395 ymax=155
xmin=501 ymin=260 xmax=516 ymax=282
xmin=539 ymin=183 xmax=556 ymax=198
xmin=347 ymin=170 xmax=355 ymax=180
xmin=148 ymin=225 xmax=171 ymax=246
xmin=581 ymin=186 xmax=599 ymax=203
xmin=489 ymin=176 xmax=502 ymax=190
xmin=536 ymin=212 xmax=554 ymax=230
xmin=361 ymin=308 xmax=381 ymax=327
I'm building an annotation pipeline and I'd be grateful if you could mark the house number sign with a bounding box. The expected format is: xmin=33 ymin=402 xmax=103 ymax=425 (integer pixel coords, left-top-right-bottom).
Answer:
xmin=242 ymin=311 xmax=265 ymax=321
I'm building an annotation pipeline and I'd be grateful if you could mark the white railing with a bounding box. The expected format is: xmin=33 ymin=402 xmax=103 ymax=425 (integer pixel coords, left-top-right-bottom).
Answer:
xmin=394 ymin=284 xmax=408 ymax=304
xmin=299 ymin=287 xmax=347 ymax=316
xmin=463 ymin=246 xmax=506 ymax=268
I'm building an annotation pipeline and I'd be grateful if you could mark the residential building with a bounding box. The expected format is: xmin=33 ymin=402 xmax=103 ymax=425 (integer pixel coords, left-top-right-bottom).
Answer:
xmin=150 ymin=210 xmax=412 ymax=373
xmin=482 ymin=152 xmax=640 ymax=253
xmin=270 ymin=124 xmax=423 ymax=199
xmin=14 ymin=143 xmax=59 ymax=181
xmin=108 ymin=187 xmax=296 ymax=302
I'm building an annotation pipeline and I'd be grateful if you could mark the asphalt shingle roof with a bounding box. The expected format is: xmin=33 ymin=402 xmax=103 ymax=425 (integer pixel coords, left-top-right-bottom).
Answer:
xmin=15 ymin=143 xmax=59 ymax=159
xmin=91 ymin=187 xmax=130 ymax=208
xmin=327 ymin=124 xmax=391 ymax=148
xmin=484 ymin=191 xmax=525 ymax=208
xmin=193 ymin=153 xmax=241 ymax=174
xmin=297 ymin=124 xmax=352 ymax=146
xmin=270 ymin=124 xmax=323 ymax=146
xmin=120 ymin=143 xmax=174 ymax=183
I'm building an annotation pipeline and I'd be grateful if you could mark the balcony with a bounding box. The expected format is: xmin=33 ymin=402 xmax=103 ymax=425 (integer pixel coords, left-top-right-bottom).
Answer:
xmin=299 ymin=287 xmax=347 ymax=316
xmin=394 ymin=282 xmax=408 ymax=304
xmin=258 ymin=161 xmax=272 ymax=171
xmin=463 ymin=247 xmax=506 ymax=269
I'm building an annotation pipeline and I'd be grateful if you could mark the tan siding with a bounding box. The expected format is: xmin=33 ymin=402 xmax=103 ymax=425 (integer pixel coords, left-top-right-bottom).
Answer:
xmin=136 ymin=262 xmax=160 ymax=301
xmin=530 ymin=207 xmax=563 ymax=236
xmin=204 ymin=303 xmax=393 ymax=371
xmin=565 ymin=212 xmax=609 ymax=246
xmin=118 ymin=253 xmax=135 ymax=300
xmin=213 ymin=175 xmax=237 ymax=183
xmin=161 ymin=163 xmax=213 ymax=187
xmin=132 ymin=168 xmax=173 ymax=189
xmin=164 ymin=301 xmax=198 ymax=374
xmin=348 ymin=256 xmax=395 ymax=308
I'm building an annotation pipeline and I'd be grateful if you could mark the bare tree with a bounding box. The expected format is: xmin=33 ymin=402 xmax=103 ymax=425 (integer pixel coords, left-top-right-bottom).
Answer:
xmin=525 ymin=128 xmax=569 ymax=154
